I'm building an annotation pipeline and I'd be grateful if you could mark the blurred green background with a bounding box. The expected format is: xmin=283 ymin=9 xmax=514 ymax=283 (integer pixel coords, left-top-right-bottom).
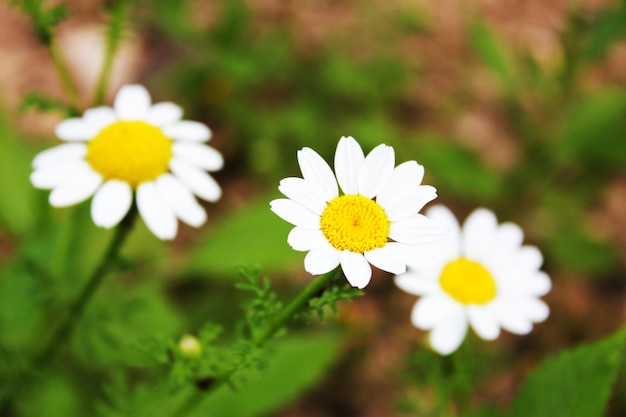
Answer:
xmin=0 ymin=0 xmax=625 ymax=416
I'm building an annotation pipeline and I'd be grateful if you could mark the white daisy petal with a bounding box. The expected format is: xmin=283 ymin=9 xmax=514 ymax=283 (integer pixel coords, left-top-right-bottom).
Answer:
xmin=496 ymin=223 xmax=524 ymax=253
xmin=55 ymin=118 xmax=100 ymax=141
xmin=169 ymin=158 xmax=221 ymax=202
xmin=83 ymin=107 xmax=117 ymax=130
xmin=145 ymin=102 xmax=184 ymax=126
xmin=49 ymin=168 xmax=102 ymax=207
xmin=136 ymin=182 xmax=178 ymax=240
xmin=394 ymin=272 xmax=439 ymax=296
xmin=499 ymin=314 xmax=533 ymax=335
xmin=163 ymin=121 xmax=212 ymax=142
xmin=463 ymin=208 xmax=498 ymax=261
xmin=297 ymin=147 xmax=338 ymax=202
xmin=270 ymin=199 xmax=320 ymax=229
xmin=156 ymin=174 xmax=207 ymax=227
xmin=173 ymin=143 xmax=224 ymax=171
xmin=429 ymin=307 xmax=468 ymax=355
xmin=114 ymin=84 xmax=151 ymax=120
xmin=467 ymin=305 xmax=500 ymax=340
xmin=340 ymin=251 xmax=372 ymax=289
xmin=91 ymin=180 xmax=133 ymax=228
xmin=392 ymin=242 xmax=436 ymax=270
xmin=288 ymin=227 xmax=327 ymax=251
xmin=358 ymin=144 xmax=395 ymax=198
xmin=32 ymin=143 xmax=87 ymax=169
xmin=278 ymin=177 xmax=327 ymax=215
xmin=526 ymin=271 xmax=552 ymax=296
xmin=514 ymin=246 xmax=543 ymax=271
xmin=304 ymin=245 xmax=341 ymax=274
xmin=31 ymin=158 xmax=88 ymax=191
xmin=376 ymin=161 xmax=424 ymax=209
xmin=381 ymin=185 xmax=438 ymax=222
xmin=423 ymin=205 xmax=462 ymax=262
xmin=365 ymin=245 xmax=407 ymax=275
xmin=410 ymin=295 xmax=459 ymax=329
xmin=389 ymin=214 xmax=449 ymax=245
xmin=521 ymin=298 xmax=550 ymax=322
xmin=334 ymin=136 xmax=364 ymax=195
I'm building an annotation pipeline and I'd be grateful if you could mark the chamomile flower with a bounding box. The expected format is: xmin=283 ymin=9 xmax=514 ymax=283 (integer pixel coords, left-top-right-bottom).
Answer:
xmin=270 ymin=136 xmax=447 ymax=289
xmin=30 ymin=84 xmax=223 ymax=240
xmin=395 ymin=205 xmax=551 ymax=355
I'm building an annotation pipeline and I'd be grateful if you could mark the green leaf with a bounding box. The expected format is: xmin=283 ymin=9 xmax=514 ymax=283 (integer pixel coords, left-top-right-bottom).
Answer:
xmin=546 ymin=228 xmax=621 ymax=276
xmin=585 ymin=0 xmax=626 ymax=60
xmin=193 ymin=333 xmax=339 ymax=417
xmin=511 ymin=328 xmax=626 ymax=417
xmin=559 ymin=91 xmax=626 ymax=169
xmin=74 ymin=285 xmax=183 ymax=367
xmin=20 ymin=92 xmax=74 ymax=116
xmin=186 ymin=197 xmax=302 ymax=277
xmin=20 ymin=374 xmax=80 ymax=417
xmin=469 ymin=22 xmax=518 ymax=94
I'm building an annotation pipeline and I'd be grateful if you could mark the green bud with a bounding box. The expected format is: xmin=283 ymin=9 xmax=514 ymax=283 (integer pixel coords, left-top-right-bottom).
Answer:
xmin=178 ymin=334 xmax=202 ymax=358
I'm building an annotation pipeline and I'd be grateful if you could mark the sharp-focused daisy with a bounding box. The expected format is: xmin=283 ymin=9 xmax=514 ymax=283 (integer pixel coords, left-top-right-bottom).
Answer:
xmin=30 ymin=84 xmax=223 ymax=240
xmin=270 ymin=136 xmax=447 ymax=289
xmin=395 ymin=205 xmax=551 ymax=355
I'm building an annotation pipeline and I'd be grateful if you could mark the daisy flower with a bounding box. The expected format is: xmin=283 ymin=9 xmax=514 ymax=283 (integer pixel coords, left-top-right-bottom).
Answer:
xmin=394 ymin=205 xmax=551 ymax=355
xmin=270 ymin=136 xmax=447 ymax=289
xmin=30 ymin=84 xmax=223 ymax=240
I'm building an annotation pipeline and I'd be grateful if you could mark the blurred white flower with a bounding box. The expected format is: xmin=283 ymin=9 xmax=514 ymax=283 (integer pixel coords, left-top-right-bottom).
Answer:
xmin=271 ymin=136 xmax=446 ymax=289
xmin=395 ymin=205 xmax=551 ymax=355
xmin=31 ymin=84 xmax=223 ymax=240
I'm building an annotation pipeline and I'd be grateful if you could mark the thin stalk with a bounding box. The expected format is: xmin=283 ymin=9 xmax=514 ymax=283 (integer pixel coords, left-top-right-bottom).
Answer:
xmin=35 ymin=208 xmax=137 ymax=367
xmin=171 ymin=268 xmax=341 ymax=417
xmin=253 ymin=268 xmax=339 ymax=346
xmin=92 ymin=44 xmax=115 ymax=107
xmin=49 ymin=39 xmax=81 ymax=114
xmin=93 ymin=1 xmax=129 ymax=106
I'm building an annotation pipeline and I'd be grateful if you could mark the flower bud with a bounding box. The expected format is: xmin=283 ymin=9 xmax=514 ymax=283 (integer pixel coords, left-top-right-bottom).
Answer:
xmin=178 ymin=334 xmax=202 ymax=358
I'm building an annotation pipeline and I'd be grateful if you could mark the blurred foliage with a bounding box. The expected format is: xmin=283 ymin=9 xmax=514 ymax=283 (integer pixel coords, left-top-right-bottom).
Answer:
xmin=9 ymin=0 xmax=67 ymax=45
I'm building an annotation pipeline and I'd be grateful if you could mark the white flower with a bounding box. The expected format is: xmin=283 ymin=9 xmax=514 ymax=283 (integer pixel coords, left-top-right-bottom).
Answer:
xmin=270 ymin=136 xmax=447 ymax=289
xmin=30 ymin=84 xmax=223 ymax=240
xmin=395 ymin=205 xmax=551 ymax=355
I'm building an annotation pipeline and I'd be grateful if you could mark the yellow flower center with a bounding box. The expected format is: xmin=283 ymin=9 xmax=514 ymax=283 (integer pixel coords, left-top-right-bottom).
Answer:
xmin=85 ymin=121 xmax=173 ymax=188
xmin=439 ymin=258 xmax=497 ymax=305
xmin=320 ymin=195 xmax=390 ymax=253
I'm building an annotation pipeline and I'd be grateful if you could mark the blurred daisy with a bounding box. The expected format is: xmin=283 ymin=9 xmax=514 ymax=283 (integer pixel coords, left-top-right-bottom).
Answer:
xmin=31 ymin=84 xmax=223 ymax=240
xmin=395 ymin=206 xmax=551 ymax=355
xmin=270 ymin=136 xmax=447 ymax=289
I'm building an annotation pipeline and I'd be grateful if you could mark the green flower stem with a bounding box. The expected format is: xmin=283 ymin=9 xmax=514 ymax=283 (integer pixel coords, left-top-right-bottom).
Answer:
xmin=253 ymin=268 xmax=339 ymax=346
xmin=172 ymin=268 xmax=341 ymax=417
xmin=35 ymin=208 xmax=137 ymax=367
xmin=93 ymin=2 xmax=128 ymax=106
xmin=49 ymin=40 xmax=81 ymax=114
xmin=92 ymin=45 xmax=114 ymax=107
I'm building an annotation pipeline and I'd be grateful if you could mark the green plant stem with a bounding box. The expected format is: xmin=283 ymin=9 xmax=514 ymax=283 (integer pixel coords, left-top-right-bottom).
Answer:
xmin=92 ymin=45 xmax=115 ymax=107
xmin=172 ymin=268 xmax=341 ymax=417
xmin=93 ymin=1 xmax=129 ymax=106
xmin=49 ymin=40 xmax=81 ymax=114
xmin=35 ymin=208 xmax=137 ymax=367
xmin=252 ymin=268 xmax=339 ymax=346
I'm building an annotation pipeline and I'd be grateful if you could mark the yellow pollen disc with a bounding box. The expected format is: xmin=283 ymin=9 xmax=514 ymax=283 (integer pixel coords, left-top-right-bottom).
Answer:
xmin=86 ymin=121 xmax=173 ymax=188
xmin=439 ymin=258 xmax=497 ymax=305
xmin=320 ymin=195 xmax=390 ymax=253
